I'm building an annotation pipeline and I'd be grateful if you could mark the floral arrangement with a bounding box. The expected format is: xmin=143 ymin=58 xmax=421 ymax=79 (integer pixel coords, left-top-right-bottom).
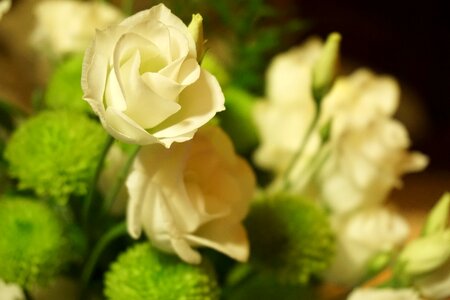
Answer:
xmin=0 ymin=1 xmax=449 ymax=299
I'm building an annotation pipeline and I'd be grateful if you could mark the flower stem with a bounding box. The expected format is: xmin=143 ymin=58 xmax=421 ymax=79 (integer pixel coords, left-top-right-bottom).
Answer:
xmin=103 ymin=145 xmax=140 ymax=214
xmin=292 ymin=142 xmax=331 ymax=192
xmin=281 ymin=109 xmax=320 ymax=192
xmin=222 ymin=264 xmax=258 ymax=299
xmin=82 ymin=135 xmax=114 ymax=229
xmin=81 ymin=222 xmax=128 ymax=288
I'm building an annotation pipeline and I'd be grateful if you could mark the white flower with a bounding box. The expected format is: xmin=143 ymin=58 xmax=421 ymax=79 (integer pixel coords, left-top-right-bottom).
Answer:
xmin=316 ymin=70 xmax=428 ymax=214
xmin=126 ymin=125 xmax=255 ymax=264
xmin=325 ymin=207 xmax=410 ymax=285
xmin=82 ymin=4 xmax=225 ymax=147
xmin=0 ymin=0 xmax=11 ymax=20
xmin=30 ymin=0 xmax=123 ymax=57
xmin=347 ymin=288 xmax=421 ymax=300
xmin=0 ymin=279 xmax=24 ymax=300
xmin=253 ymin=38 xmax=427 ymax=214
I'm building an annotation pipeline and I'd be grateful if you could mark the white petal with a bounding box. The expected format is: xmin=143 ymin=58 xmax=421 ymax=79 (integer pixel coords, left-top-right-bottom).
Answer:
xmin=104 ymin=107 xmax=159 ymax=144
xmin=154 ymin=70 xmax=225 ymax=142
xmin=187 ymin=220 xmax=249 ymax=262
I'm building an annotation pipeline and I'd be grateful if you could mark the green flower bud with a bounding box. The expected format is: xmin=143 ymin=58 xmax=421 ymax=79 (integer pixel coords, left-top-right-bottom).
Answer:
xmin=312 ymin=32 xmax=341 ymax=103
xmin=422 ymin=192 xmax=450 ymax=236
xmin=0 ymin=196 xmax=67 ymax=287
xmin=104 ymin=243 xmax=220 ymax=300
xmin=4 ymin=110 xmax=107 ymax=203
xmin=188 ymin=13 xmax=205 ymax=62
xmin=44 ymin=54 xmax=91 ymax=114
xmin=245 ymin=195 xmax=334 ymax=284
xmin=399 ymin=230 xmax=450 ymax=276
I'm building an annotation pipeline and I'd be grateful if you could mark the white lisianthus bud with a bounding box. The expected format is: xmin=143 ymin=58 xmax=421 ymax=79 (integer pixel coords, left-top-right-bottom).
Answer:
xmin=422 ymin=192 xmax=450 ymax=236
xmin=82 ymin=4 xmax=225 ymax=146
xmin=324 ymin=207 xmax=409 ymax=286
xmin=399 ymin=230 xmax=450 ymax=276
xmin=30 ymin=0 xmax=123 ymax=58
xmin=347 ymin=288 xmax=421 ymax=300
xmin=188 ymin=13 xmax=205 ymax=62
xmin=126 ymin=125 xmax=255 ymax=264
xmin=312 ymin=32 xmax=341 ymax=102
xmin=0 ymin=278 xmax=24 ymax=300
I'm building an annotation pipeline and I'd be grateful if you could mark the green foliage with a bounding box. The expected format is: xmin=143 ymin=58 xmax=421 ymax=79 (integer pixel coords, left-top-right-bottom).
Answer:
xmin=201 ymin=53 xmax=230 ymax=87
xmin=0 ymin=196 xmax=67 ymax=287
xmin=208 ymin=0 xmax=306 ymax=93
xmin=245 ymin=194 xmax=335 ymax=284
xmin=104 ymin=243 xmax=220 ymax=300
xmin=219 ymin=86 xmax=259 ymax=154
xmin=158 ymin=0 xmax=306 ymax=94
xmin=44 ymin=54 xmax=91 ymax=113
xmin=4 ymin=110 xmax=107 ymax=203
xmin=226 ymin=269 xmax=314 ymax=300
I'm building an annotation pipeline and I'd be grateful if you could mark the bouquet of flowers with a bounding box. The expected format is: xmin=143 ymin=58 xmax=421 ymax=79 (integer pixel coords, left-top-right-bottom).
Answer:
xmin=0 ymin=1 xmax=449 ymax=299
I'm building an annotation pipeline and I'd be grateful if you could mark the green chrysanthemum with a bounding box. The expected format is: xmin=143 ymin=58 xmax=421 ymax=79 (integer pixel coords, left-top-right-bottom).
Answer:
xmin=44 ymin=54 xmax=91 ymax=113
xmin=227 ymin=269 xmax=314 ymax=300
xmin=104 ymin=243 xmax=220 ymax=300
xmin=0 ymin=196 xmax=66 ymax=287
xmin=4 ymin=110 xmax=107 ymax=202
xmin=245 ymin=194 xmax=335 ymax=284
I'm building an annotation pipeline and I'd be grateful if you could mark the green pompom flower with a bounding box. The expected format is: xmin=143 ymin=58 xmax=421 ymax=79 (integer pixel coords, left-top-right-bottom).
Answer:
xmin=227 ymin=270 xmax=313 ymax=300
xmin=245 ymin=195 xmax=334 ymax=284
xmin=104 ymin=243 xmax=220 ymax=300
xmin=0 ymin=196 xmax=66 ymax=287
xmin=44 ymin=54 xmax=91 ymax=113
xmin=4 ymin=110 xmax=107 ymax=202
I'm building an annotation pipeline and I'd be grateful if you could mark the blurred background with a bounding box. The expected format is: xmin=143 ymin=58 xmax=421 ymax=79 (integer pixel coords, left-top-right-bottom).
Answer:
xmin=1 ymin=0 xmax=449 ymax=221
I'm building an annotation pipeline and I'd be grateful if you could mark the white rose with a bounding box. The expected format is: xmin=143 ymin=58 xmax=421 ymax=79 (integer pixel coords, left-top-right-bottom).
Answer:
xmin=82 ymin=4 xmax=225 ymax=147
xmin=324 ymin=207 xmax=410 ymax=286
xmin=30 ymin=0 xmax=123 ymax=57
xmin=348 ymin=288 xmax=421 ymax=300
xmin=126 ymin=125 xmax=255 ymax=264
xmin=0 ymin=279 xmax=24 ymax=300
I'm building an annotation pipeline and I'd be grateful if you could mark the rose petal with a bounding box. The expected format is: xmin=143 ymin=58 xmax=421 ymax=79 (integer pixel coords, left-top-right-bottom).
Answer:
xmin=154 ymin=70 xmax=225 ymax=146
xmin=187 ymin=220 xmax=249 ymax=262
xmin=104 ymin=106 xmax=158 ymax=144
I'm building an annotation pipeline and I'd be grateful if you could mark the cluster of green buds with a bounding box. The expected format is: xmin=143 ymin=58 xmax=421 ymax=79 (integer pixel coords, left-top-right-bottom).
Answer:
xmin=396 ymin=193 xmax=450 ymax=299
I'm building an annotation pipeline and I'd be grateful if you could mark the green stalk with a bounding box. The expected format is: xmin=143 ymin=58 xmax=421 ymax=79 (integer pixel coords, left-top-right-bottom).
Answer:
xmin=82 ymin=135 xmax=114 ymax=228
xmin=291 ymin=143 xmax=331 ymax=193
xmin=81 ymin=222 xmax=128 ymax=287
xmin=281 ymin=109 xmax=320 ymax=192
xmin=103 ymin=145 xmax=140 ymax=213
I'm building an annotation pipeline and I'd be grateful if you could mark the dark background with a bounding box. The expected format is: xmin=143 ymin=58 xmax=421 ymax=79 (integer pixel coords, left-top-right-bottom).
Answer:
xmin=292 ymin=0 xmax=450 ymax=171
